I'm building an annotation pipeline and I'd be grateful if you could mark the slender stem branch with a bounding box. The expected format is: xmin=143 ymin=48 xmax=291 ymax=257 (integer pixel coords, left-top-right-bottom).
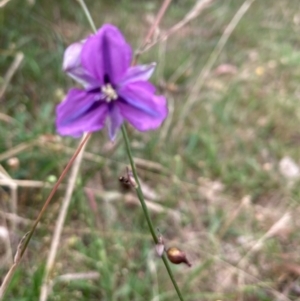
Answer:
xmin=78 ymin=0 xmax=185 ymax=300
xmin=76 ymin=0 xmax=97 ymax=33
xmin=0 ymin=133 xmax=91 ymax=300
xmin=39 ymin=133 xmax=89 ymax=301
xmin=176 ymin=0 xmax=255 ymax=134
xmin=121 ymin=126 xmax=157 ymax=242
xmin=20 ymin=133 xmax=91 ymax=258
xmin=121 ymin=126 xmax=185 ymax=301
xmin=132 ymin=0 xmax=173 ymax=65
xmin=143 ymin=0 xmax=172 ymax=46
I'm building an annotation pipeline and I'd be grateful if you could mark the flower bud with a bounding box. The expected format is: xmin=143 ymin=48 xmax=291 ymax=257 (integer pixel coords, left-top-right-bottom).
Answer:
xmin=119 ymin=167 xmax=138 ymax=188
xmin=167 ymin=247 xmax=191 ymax=267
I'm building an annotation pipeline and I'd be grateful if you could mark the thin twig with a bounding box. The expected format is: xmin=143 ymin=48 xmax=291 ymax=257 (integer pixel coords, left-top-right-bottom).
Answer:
xmin=218 ymin=195 xmax=251 ymax=238
xmin=0 ymin=52 xmax=24 ymax=100
xmin=239 ymin=212 xmax=291 ymax=262
xmin=141 ymin=0 xmax=214 ymax=54
xmin=76 ymin=0 xmax=97 ymax=32
xmin=0 ymin=0 xmax=11 ymax=7
xmin=0 ymin=133 xmax=91 ymax=300
xmin=0 ymin=166 xmax=18 ymax=263
xmin=0 ymin=168 xmax=18 ymax=224
xmin=0 ymin=113 xmax=17 ymax=124
xmin=133 ymin=0 xmax=173 ymax=65
xmin=44 ymin=271 xmax=100 ymax=299
xmin=0 ymin=141 xmax=34 ymax=162
xmin=39 ymin=134 xmax=88 ymax=301
xmin=0 ymin=137 xmax=167 ymax=174
xmin=212 ymin=253 xmax=293 ymax=301
xmin=143 ymin=0 xmax=172 ymax=46
xmin=0 ymin=210 xmax=33 ymax=226
xmin=168 ymin=59 xmax=193 ymax=86
xmin=221 ymin=211 xmax=291 ymax=291
xmin=164 ymin=0 xmax=213 ymax=40
xmin=20 ymin=133 xmax=91 ymax=258
xmin=0 ymin=232 xmax=29 ymax=299
xmin=174 ymin=0 xmax=255 ymax=134
xmin=124 ymin=194 xmax=181 ymax=222
xmin=42 ymin=139 xmax=167 ymax=173
xmin=55 ymin=271 xmax=100 ymax=282
xmin=0 ymin=178 xmax=65 ymax=189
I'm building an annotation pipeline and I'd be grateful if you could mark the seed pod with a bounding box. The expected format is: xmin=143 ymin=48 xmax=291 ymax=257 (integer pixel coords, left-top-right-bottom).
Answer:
xmin=119 ymin=167 xmax=138 ymax=188
xmin=167 ymin=247 xmax=191 ymax=267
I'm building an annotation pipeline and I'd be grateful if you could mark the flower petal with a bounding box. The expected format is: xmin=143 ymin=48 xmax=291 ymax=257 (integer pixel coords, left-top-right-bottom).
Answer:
xmin=63 ymin=42 xmax=98 ymax=89
xmin=118 ymin=63 xmax=156 ymax=87
xmin=117 ymin=82 xmax=168 ymax=131
xmin=107 ymin=104 xmax=123 ymax=141
xmin=56 ymin=88 xmax=108 ymax=137
xmin=81 ymin=24 xmax=132 ymax=84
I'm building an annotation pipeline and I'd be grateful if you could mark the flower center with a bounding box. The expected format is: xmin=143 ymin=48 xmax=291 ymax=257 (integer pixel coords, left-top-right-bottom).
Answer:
xmin=101 ymin=84 xmax=118 ymax=102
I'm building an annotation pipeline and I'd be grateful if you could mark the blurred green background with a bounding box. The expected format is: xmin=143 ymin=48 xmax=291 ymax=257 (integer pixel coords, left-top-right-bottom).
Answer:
xmin=1 ymin=0 xmax=300 ymax=300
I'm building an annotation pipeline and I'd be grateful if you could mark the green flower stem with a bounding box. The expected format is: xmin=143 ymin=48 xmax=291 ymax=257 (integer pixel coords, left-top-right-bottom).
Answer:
xmin=121 ymin=125 xmax=185 ymax=301
xmin=77 ymin=1 xmax=185 ymax=300
xmin=76 ymin=0 xmax=97 ymax=33
xmin=121 ymin=125 xmax=157 ymax=243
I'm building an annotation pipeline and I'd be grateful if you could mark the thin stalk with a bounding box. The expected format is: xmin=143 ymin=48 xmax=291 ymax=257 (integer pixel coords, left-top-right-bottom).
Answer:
xmin=20 ymin=133 xmax=91 ymax=258
xmin=121 ymin=125 xmax=185 ymax=301
xmin=39 ymin=133 xmax=89 ymax=301
xmin=78 ymin=0 xmax=185 ymax=300
xmin=76 ymin=0 xmax=97 ymax=33
xmin=121 ymin=126 xmax=157 ymax=243
xmin=0 ymin=133 xmax=91 ymax=300
xmin=133 ymin=0 xmax=172 ymax=65
xmin=143 ymin=0 xmax=172 ymax=46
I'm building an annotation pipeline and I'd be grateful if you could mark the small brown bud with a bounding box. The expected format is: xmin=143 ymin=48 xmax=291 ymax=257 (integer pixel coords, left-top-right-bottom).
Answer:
xmin=119 ymin=167 xmax=138 ymax=188
xmin=167 ymin=247 xmax=191 ymax=267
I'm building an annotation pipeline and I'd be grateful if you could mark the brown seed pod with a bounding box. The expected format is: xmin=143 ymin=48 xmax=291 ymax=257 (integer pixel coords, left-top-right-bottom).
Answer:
xmin=119 ymin=167 xmax=138 ymax=188
xmin=167 ymin=247 xmax=192 ymax=267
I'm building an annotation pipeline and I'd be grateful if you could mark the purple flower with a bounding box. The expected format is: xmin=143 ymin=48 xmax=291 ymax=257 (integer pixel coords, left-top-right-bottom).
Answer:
xmin=56 ymin=24 xmax=168 ymax=140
